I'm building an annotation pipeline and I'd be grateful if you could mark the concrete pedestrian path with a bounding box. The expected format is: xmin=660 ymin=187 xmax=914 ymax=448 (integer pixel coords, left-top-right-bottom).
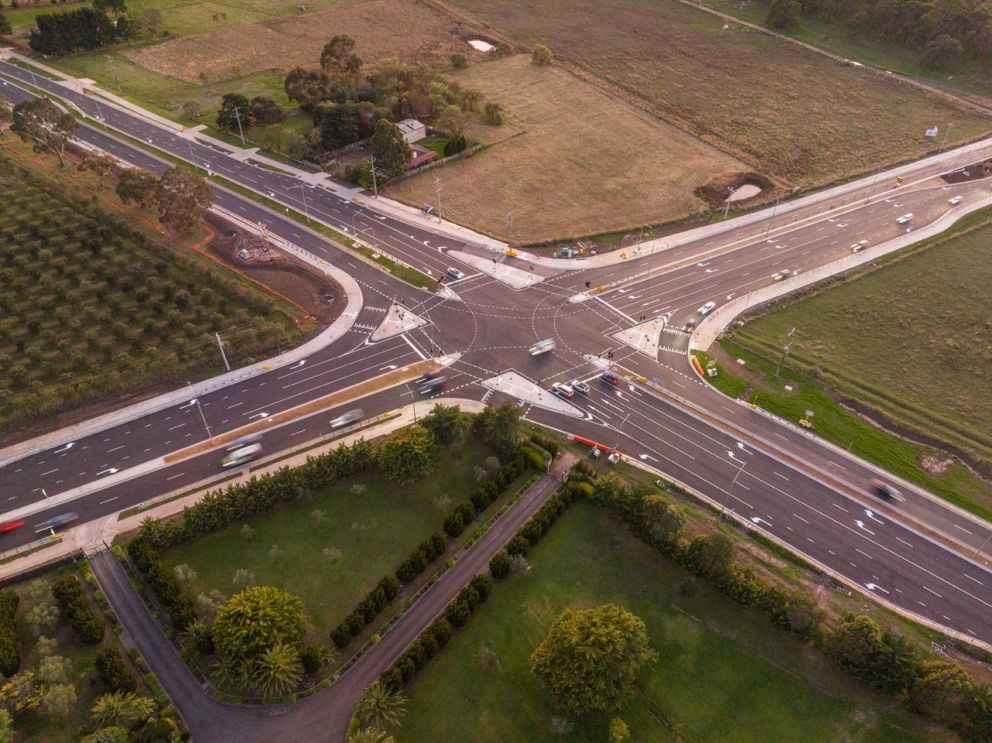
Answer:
xmin=612 ymin=315 xmax=669 ymax=359
xmin=370 ymin=302 xmax=427 ymax=341
xmin=482 ymin=372 xmax=583 ymax=417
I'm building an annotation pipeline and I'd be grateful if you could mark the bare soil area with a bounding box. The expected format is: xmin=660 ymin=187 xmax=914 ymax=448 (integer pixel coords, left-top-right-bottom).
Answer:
xmin=387 ymin=54 xmax=748 ymax=243
xmin=124 ymin=0 xmax=501 ymax=85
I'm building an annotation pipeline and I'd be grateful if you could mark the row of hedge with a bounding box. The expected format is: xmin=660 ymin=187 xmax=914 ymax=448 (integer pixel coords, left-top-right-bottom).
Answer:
xmin=330 ymin=447 xmax=533 ymax=650
xmin=95 ymin=644 xmax=137 ymax=693
xmin=587 ymin=470 xmax=992 ymax=743
xmin=127 ymin=537 xmax=196 ymax=631
xmin=51 ymin=573 xmax=105 ymax=645
xmin=0 ymin=589 xmax=19 ymax=677
xmin=141 ymin=439 xmax=376 ymax=549
xmin=377 ymin=474 xmax=579 ymax=693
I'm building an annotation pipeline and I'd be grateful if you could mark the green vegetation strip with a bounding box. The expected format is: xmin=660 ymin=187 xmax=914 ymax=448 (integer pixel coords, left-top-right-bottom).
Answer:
xmin=0 ymin=538 xmax=62 ymax=566
xmin=118 ymin=474 xmax=241 ymax=520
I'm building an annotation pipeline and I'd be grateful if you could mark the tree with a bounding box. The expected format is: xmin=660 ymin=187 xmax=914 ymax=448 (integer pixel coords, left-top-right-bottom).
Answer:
xmin=253 ymin=642 xmax=303 ymax=699
xmin=766 ymin=0 xmax=800 ymax=30
xmin=450 ymin=52 xmax=467 ymax=69
xmin=531 ymin=43 xmax=553 ymax=66
xmin=354 ymin=680 xmax=407 ymax=730
xmin=922 ymin=34 xmax=963 ymax=69
xmin=0 ymin=98 xmax=12 ymax=135
xmin=30 ymin=8 xmax=118 ymax=55
xmin=473 ymin=401 xmax=522 ymax=457
xmin=347 ymin=729 xmax=396 ymax=743
xmin=284 ymin=67 xmax=332 ymax=111
xmin=320 ymin=34 xmax=362 ymax=89
xmin=116 ymin=168 xmax=160 ymax=209
xmin=420 ymin=404 xmax=468 ymax=444
xmin=0 ymin=10 xmax=11 ymax=36
xmin=180 ymin=101 xmax=202 ymax=120
xmin=686 ymin=533 xmax=734 ymax=579
xmin=437 ymin=104 xmax=465 ymax=139
xmin=37 ymin=654 xmax=72 ymax=684
xmin=640 ymin=494 xmax=685 ymax=545
xmin=79 ymin=726 xmax=128 ymax=743
xmin=489 ymin=551 xmax=511 ymax=580
xmin=39 ymin=683 xmax=76 ymax=720
xmin=482 ymin=102 xmax=504 ymax=126
xmin=216 ymin=93 xmax=253 ymax=132
xmin=77 ymin=150 xmax=116 ymax=186
xmin=370 ymin=119 xmax=411 ymax=178
xmin=314 ymin=101 xmax=364 ymax=150
xmin=212 ymin=586 xmax=307 ymax=670
xmin=826 ymin=614 xmax=889 ymax=685
xmin=138 ymin=8 xmax=163 ymax=34
xmin=94 ymin=646 xmax=136 ymax=693
xmin=251 ymin=96 xmax=284 ymax=126
xmin=89 ymin=691 xmax=155 ymax=729
xmin=11 ymin=98 xmax=77 ymax=167
xmin=0 ymin=709 xmax=13 ymax=743
xmin=909 ymin=660 xmax=976 ymax=729
xmin=609 ymin=717 xmax=631 ymax=743
xmin=156 ymin=166 xmax=212 ymax=234
xmin=378 ymin=426 xmax=440 ymax=484
xmin=531 ymin=605 xmax=656 ymax=715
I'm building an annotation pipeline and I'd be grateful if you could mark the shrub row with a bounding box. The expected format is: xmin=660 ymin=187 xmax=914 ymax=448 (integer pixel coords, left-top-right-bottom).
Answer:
xmin=51 ymin=573 xmax=104 ymax=645
xmin=588 ymin=471 xmax=992 ymax=743
xmin=447 ymin=449 xmax=531 ymax=537
xmin=395 ymin=533 xmax=447 ymax=584
xmin=127 ymin=538 xmax=196 ymax=631
xmin=330 ymin=576 xmax=400 ymax=649
xmin=0 ymin=589 xmax=19 ymax=676
xmin=142 ymin=439 xmax=376 ymax=548
xmin=528 ymin=433 xmax=560 ymax=459
xmin=95 ymin=644 xmax=137 ymax=693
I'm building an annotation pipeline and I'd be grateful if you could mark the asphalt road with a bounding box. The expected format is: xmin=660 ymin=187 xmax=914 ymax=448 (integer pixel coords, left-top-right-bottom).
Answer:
xmin=3 ymin=67 xmax=992 ymax=658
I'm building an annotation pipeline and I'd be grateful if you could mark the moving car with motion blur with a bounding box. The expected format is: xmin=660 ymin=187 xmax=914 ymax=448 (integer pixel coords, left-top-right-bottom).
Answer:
xmin=601 ymin=370 xmax=621 ymax=386
xmin=418 ymin=376 xmax=447 ymax=395
xmin=869 ymin=478 xmax=905 ymax=503
xmin=331 ymin=409 xmax=365 ymax=429
xmin=0 ymin=520 xmax=25 ymax=535
xmin=223 ymin=443 xmax=262 ymax=468
xmin=36 ymin=512 xmax=78 ymax=532
xmin=529 ymin=339 xmax=556 ymax=356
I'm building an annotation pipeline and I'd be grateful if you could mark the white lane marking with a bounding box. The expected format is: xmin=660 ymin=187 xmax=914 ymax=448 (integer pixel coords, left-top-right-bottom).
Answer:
xmin=895 ymin=537 xmax=914 ymax=548
xmin=401 ymin=333 xmax=427 ymax=361
xmin=856 ymin=548 xmax=873 ymax=559
xmin=831 ymin=503 xmax=849 ymax=513
xmin=99 ymin=496 xmax=119 ymax=504
xmin=40 ymin=468 xmax=59 ymax=476
xmin=166 ymin=472 xmax=185 ymax=481
xmin=774 ymin=472 xmax=789 ymax=481
xmin=107 ymin=445 xmax=124 ymax=453
xmin=227 ymin=402 xmax=244 ymax=409
xmin=964 ymin=574 xmax=984 ymax=586
xmin=793 ymin=514 xmax=809 ymax=525
xmin=923 ymin=586 xmax=943 ymax=598
xmin=290 ymin=429 xmax=308 ymax=436
xmin=168 ymin=423 xmax=186 ymax=431
xmin=953 ymin=524 xmax=974 ymax=535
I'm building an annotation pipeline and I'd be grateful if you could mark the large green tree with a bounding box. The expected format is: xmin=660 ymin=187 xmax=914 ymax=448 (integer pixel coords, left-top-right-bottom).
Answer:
xmin=354 ymin=680 xmax=406 ymax=730
xmin=116 ymin=168 xmax=160 ymax=209
xmin=212 ymin=586 xmax=307 ymax=670
xmin=370 ymin=119 xmax=411 ymax=178
xmin=11 ymin=98 xmax=77 ymax=167
xmin=473 ymin=401 xmax=522 ymax=457
xmin=253 ymin=642 xmax=303 ymax=700
xmin=320 ymin=34 xmax=363 ymax=88
xmin=156 ymin=166 xmax=212 ymax=234
xmin=766 ymin=0 xmax=800 ymax=30
xmin=640 ymin=494 xmax=685 ymax=545
xmin=0 ymin=11 xmax=12 ymax=37
xmin=686 ymin=533 xmax=734 ymax=579
xmin=89 ymin=691 xmax=155 ymax=729
xmin=420 ymin=404 xmax=469 ymax=444
xmin=908 ymin=660 xmax=977 ymax=730
xmin=531 ymin=604 xmax=656 ymax=715
xmin=216 ymin=93 xmax=254 ymax=132
xmin=378 ymin=426 xmax=440 ymax=484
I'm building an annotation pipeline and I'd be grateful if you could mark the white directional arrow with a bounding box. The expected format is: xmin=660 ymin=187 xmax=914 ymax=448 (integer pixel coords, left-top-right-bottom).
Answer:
xmin=865 ymin=583 xmax=889 ymax=594
xmin=248 ymin=412 xmax=269 ymax=420
xmin=379 ymin=365 xmax=398 ymax=371
xmin=293 ymin=359 xmax=307 ymax=369
xmin=97 ymin=468 xmax=119 ymax=476
xmin=864 ymin=509 xmax=884 ymax=524
xmin=854 ymin=520 xmax=876 ymax=535
xmin=704 ymin=268 xmax=717 ymax=273
xmin=696 ymin=261 xmax=710 ymax=267
xmin=726 ymin=294 xmax=735 ymax=300
xmin=638 ymin=453 xmax=658 ymax=462
xmin=750 ymin=516 xmax=770 ymax=526
xmin=54 ymin=442 xmax=75 ymax=454
xmin=736 ymin=442 xmax=751 ymax=454
xmin=179 ymin=399 xmax=197 ymax=409
xmin=618 ymin=289 xmax=628 ymax=294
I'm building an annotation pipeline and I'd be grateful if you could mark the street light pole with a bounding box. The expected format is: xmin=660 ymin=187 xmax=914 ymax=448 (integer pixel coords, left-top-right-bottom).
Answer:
xmin=720 ymin=459 xmax=747 ymax=519
xmin=433 ymin=176 xmax=442 ymax=223
xmin=187 ymin=382 xmax=213 ymax=441
xmin=292 ymin=184 xmax=311 ymax=224
xmin=763 ymin=196 xmax=781 ymax=238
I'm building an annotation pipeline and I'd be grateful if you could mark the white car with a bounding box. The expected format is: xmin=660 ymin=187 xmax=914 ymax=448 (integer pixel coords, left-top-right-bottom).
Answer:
xmin=331 ymin=408 xmax=365 ymax=429
xmin=570 ymin=379 xmax=590 ymax=395
xmin=446 ymin=267 xmax=465 ymax=280
xmin=529 ymin=339 xmax=556 ymax=356
xmin=771 ymin=269 xmax=791 ymax=281
xmin=697 ymin=301 xmax=716 ymax=316
xmin=948 ymin=196 xmax=962 ymax=205
xmin=896 ymin=213 xmax=913 ymax=224
xmin=850 ymin=240 xmax=868 ymax=253
xmin=222 ymin=443 xmax=262 ymax=468
xmin=551 ymin=382 xmax=575 ymax=399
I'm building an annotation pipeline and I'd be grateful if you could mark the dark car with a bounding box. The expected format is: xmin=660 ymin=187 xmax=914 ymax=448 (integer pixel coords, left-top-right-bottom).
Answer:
xmin=419 ymin=376 xmax=447 ymax=395
xmin=869 ymin=478 xmax=905 ymax=503
xmin=601 ymin=371 xmax=621 ymax=386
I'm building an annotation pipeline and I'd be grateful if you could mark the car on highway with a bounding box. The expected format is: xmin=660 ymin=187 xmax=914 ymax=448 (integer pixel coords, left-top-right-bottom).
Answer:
xmin=869 ymin=478 xmax=905 ymax=503
xmin=570 ymin=379 xmax=590 ymax=395
xmin=683 ymin=318 xmax=697 ymax=332
xmin=227 ymin=433 xmax=261 ymax=450
xmin=529 ymin=339 xmax=556 ymax=356
xmin=331 ymin=408 xmax=365 ymax=429
xmin=446 ymin=267 xmax=465 ymax=281
xmin=697 ymin=301 xmax=716 ymax=316
xmin=222 ymin=443 xmax=262 ymax=468
xmin=601 ymin=370 xmax=621 ymax=386
xmin=850 ymin=240 xmax=868 ymax=253
xmin=36 ymin=513 xmax=79 ymax=531
xmin=0 ymin=520 xmax=24 ymax=535
xmin=551 ymin=382 xmax=575 ymax=399
xmin=418 ymin=376 xmax=447 ymax=395
xmin=771 ymin=269 xmax=792 ymax=281
xmin=896 ymin=213 xmax=913 ymax=224
xmin=948 ymin=196 xmax=963 ymax=205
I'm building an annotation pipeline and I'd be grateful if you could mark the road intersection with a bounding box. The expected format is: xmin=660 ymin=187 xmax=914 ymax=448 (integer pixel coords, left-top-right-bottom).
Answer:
xmin=3 ymin=62 xmax=992 ymax=655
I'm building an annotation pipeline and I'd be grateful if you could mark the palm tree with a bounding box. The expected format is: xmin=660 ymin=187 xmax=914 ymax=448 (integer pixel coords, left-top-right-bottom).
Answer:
xmin=253 ymin=642 xmax=303 ymax=699
xmin=348 ymin=728 xmax=396 ymax=743
xmin=89 ymin=691 xmax=155 ymax=729
xmin=354 ymin=681 xmax=407 ymax=730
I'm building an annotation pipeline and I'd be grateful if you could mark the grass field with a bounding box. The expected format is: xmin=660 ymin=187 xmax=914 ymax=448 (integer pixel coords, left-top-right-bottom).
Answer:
xmin=0 ymin=148 xmax=301 ymax=434
xmin=396 ymin=502 xmax=949 ymax=742
xmin=448 ymin=0 xmax=991 ymax=186
xmin=159 ymin=439 xmax=495 ymax=639
xmin=724 ymin=214 xmax=992 ymax=480
xmin=387 ymin=54 xmax=747 ymax=243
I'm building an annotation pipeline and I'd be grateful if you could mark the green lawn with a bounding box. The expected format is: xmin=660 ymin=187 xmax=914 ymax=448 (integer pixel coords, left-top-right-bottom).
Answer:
xmin=397 ymin=503 xmax=950 ymax=742
xmin=160 ymin=440 xmax=495 ymax=639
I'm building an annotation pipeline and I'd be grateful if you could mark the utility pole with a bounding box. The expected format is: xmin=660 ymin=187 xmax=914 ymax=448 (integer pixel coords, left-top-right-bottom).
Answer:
xmin=370 ymin=153 xmax=379 ymax=198
xmin=506 ymin=212 xmax=514 ymax=249
xmin=723 ymin=187 xmax=736 ymax=220
xmin=763 ymin=196 xmax=781 ymax=238
xmin=230 ymin=105 xmax=246 ymax=147
xmin=293 ymin=184 xmax=311 ymax=223
xmin=187 ymin=382 xmax=213 ymax=441
xmin=774 ymin=327 xmax=797 ymax=378
xmin=938 ymin=122 xmax=955 ymax=153
xmin=433 ymin=176 xmax=442 ymax=223
xmin=215 ymin=332 xmax=231 ymax=372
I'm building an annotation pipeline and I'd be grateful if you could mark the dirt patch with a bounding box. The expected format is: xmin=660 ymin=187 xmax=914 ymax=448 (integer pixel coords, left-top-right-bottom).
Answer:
xmin=695 ymin=172 xmax=776 ymax=209
xmin=941 ymin=158 xmax=992 ymax=184
xmin=124 ymin=0 xmax=501 ymax=85
xmin=387 ymin=54 xmax=746 ymax=243
xmin=919 ymin=454 xmax=953 ymax=478
xmin=205 ymin=216 xmax=343 ymax=326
